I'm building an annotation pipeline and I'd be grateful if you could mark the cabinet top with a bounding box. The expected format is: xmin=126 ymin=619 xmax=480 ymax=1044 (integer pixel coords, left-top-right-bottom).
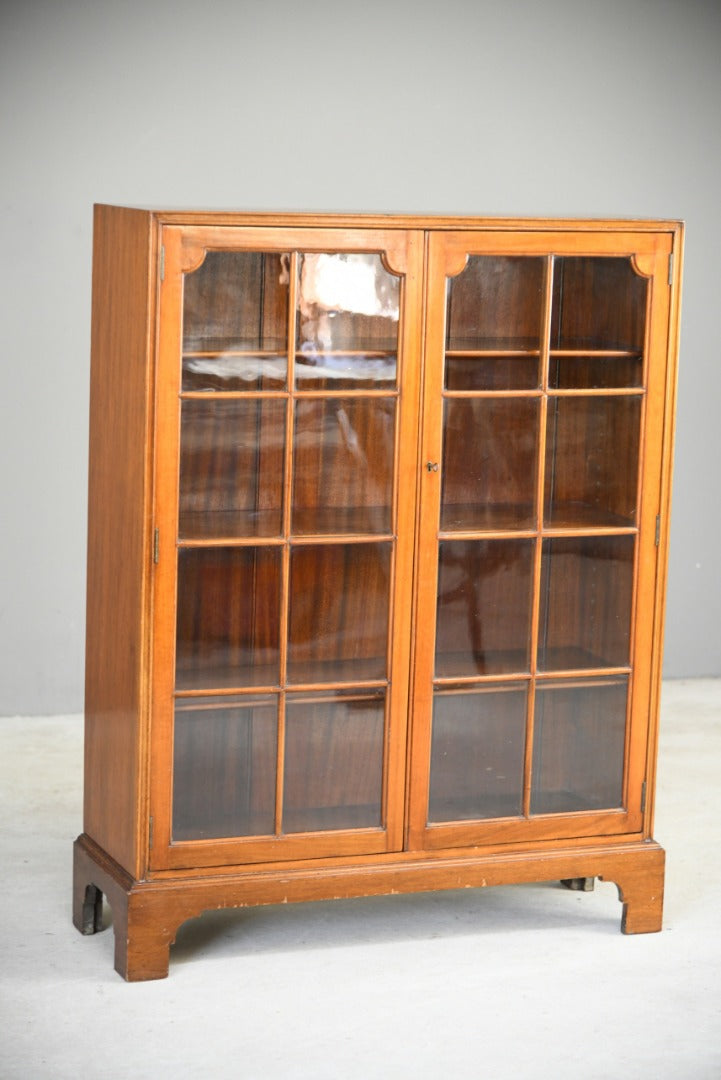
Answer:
xmin=94 ymin=204 xmax=683 ymax=233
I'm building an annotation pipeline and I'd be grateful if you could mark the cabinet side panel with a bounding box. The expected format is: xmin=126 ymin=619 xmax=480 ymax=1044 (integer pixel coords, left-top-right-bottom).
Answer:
xmin=84 ymin=205 xmax=155 ymax=876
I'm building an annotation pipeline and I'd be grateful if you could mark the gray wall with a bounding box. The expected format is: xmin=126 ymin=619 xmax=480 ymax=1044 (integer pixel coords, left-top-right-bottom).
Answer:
xmin=1 ymin=0 xmax=719 ymax=715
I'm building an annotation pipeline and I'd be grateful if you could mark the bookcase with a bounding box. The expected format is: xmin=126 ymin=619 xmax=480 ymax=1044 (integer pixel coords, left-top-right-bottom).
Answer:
xmin=74 ymin=208 xmax=683 ymax=979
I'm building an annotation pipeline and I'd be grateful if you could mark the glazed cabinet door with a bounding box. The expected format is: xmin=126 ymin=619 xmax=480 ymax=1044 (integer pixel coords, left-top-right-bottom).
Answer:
xmin=150 ymin=226 xmax=423 ymax=869
xmin=407 ymin=230 xmax=674 ymax=850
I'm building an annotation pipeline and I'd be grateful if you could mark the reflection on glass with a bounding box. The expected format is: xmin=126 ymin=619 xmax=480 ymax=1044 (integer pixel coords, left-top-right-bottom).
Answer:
xmin=175 ymin=547 xmax=281 ymax=690
xmin=179 ymin=398 xmax=286 ymax=539
xmin=292 ymin=397 xmax=395 ymax=535
xmin=441 ymin=398 xmax=539 ymax=531
xmin=182 ymin=251 xmax=289 ymax=391
xmin=435 ymin=539 xmax=534 ymax=677
xmin=550 ymin=257 xmax=647 ymax=352
xmin=531 ymin=677 xmax=628 ymax=813
xmin=538 ymin=536 xmax=635 ymax=671
xmin=428 ymin=683 xmax=527 ymax=822
xmin=283 ymin=690 xmax=385 ymax=832
xmin=295 ymin=253 xmax=399 ymax=389
xmin=173 ymin=695 xmax=277 ymax=840
xmin=287 ymin=543 xmax=391 ymax=684
xmin=544 ymin=396 xmax=641 ymax=528
xmin=446 ymin=256 xmax=545 ymax=351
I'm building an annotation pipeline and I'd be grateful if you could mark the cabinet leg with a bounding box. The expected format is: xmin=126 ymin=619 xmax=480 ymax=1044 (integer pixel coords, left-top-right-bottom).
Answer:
xmin=113 ymin=906 xmax=173 ymax=982
xmin=601 ymin=847 xmax=665 ymax=934
xmin=73 ymin=836 xmax=179 ymax=980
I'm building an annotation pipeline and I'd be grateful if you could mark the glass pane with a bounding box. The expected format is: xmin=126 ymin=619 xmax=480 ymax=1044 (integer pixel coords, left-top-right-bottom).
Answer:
xmin=287 ymin=543 xmax=391 ymax=684
xmin=531 ymin=677 xmax=628 ymax=814
xmin=182 ymin=251 xmax=289 ymax=391
xmin=445 ymin=355 xmax=540 ymax=392
xmin=544 ymin=396 xmax=642 ymax=528
xmin=428 ymin=683 xmax=527 ymax=822
xmin=283 ymin=690 xmax=385 ymax=832
xmin=179 ymin=398 xmax=286 ymax=539
xmin=175 ymin=547 xmax=281 ymax=690
xmin=296 ymin=253 xmax=398 ymax=389
xmin=292 ymin=397 xmax=395 ymax=535
xmin=446 ymin=256 xmax=545 ymax=351
xmin=435 ymin=539 xmax=534 ymax=677
xmin=538 ymin=536 xmax=635 ymax=672
xmin=173 ymin=695 xmax=277 ymax=840
xmin=549 ymin=354 xmax=643 ymax=390
xmin=550 ymin=257 xmax=647 ymax=351
xmin=441 ymin=398 xmax=539 ymax=531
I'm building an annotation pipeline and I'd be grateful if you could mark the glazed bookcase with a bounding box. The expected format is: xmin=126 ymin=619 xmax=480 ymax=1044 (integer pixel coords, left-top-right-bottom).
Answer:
xmin=74 ymin=207 xmax=683 ymax=979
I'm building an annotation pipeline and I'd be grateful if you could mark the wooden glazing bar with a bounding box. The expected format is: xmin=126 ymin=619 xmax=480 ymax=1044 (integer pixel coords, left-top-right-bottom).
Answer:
xmin=174 ymin=696 xmax=277 ymax=712
xmin=174 ymin=685 xmax=282 ymax=698
xmin=548 ymin=388 xmax=645 ymax=398
xmin=522 ymin=256 xmax=554 ymax=819
xmin=293 ymin=389 xmax=400 ymax=400
xmin=433 ymin=671 xmax=533 ymax=687
xmin=177 ymin=534 xmax=397 ymax=548
xmin=180 ymin=390 xmax=288 ymax=401
xmin=549 ymin=349 xmax=642 ymax=358
xmin=441 ymin=389 xmax=544 ymax=399
xmin=177 ymin=537 xmax=286 ymax=548
xmin=445 ymin=349 xmax=541 ymax=358
xmin=437 ymin=528 xmax=538 ymax=542
xmin=184 ymin=349 xmax=397 ymax=359
xmin=432 ymin=680 xmax=532 ymax=696
xmin=173 ymin=677 xmax=393 ymax=699
xmin=274 ymin=694 xmax=286 ymax=836
xmin=540 ymin=526 xmax=638 ymax=538
xmin=297 ymin=350 xmax=397 ymax=358
xmin=275 ymin=251 xmax=299 ymax=837
xmin=535 ymin=668 xmax=632 ymax=685
xmin=289 ymin=533 xmax=395 ymax=546
xmin=179 ymin=388 xmax=400 ymax=401
xmin=183 ymin=350 xmax=287 ymax=359
xmin=284 ymin=691 xmax=386 ymax=707
xmin=286 ymin=679 xmax=389 ymax=694
xmin=437 ymin=525 xmax=637 ymax=542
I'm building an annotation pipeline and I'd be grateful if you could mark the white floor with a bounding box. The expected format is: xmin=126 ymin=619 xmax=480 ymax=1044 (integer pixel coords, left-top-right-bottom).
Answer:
xmin=1 ymin=680 xmax=720 ymax=1079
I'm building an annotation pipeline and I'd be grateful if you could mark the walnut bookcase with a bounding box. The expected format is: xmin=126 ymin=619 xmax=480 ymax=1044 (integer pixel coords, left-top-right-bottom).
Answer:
xmin=74 ymin=208 xmax=683 ymax=979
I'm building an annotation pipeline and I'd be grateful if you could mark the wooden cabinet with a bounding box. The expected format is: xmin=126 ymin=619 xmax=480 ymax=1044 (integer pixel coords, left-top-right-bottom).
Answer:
xmin=74 ymin=207 xmax=683 ymax=979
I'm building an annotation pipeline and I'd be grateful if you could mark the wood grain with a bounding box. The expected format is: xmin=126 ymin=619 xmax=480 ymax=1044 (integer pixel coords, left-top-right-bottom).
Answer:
xmin=84 ymin=205 xmax=156 ymax=877
xmin=78 ymin=211 xmax=681 ymax=979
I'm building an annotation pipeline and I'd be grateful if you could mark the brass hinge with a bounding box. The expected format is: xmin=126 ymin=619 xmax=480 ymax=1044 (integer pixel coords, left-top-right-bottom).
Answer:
xmin=153 ymin=528 xmax=160 ymax=564
xmin=160 ymin=245 xmax=165 ymax=282
xmin=641 ymin=781 xmax=647 ymax=814
xmin=668 ymin=252 xmax=674 ymax=285
xmin=149 ymin=816 xmax=154 ymax=849
xmin=655 ymin=515 xmax=661 ymax=547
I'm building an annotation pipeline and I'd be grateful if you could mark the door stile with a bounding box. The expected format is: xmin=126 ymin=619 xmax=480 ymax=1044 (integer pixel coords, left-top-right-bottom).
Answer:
xmin=384 ymin=230 xmax=425 ymax=851
xmin=274 ymin=251 xmax=299 ymax=836
xmin=405 ymin=234 xmax=453 ymax=849
xmin=626 ymin=242 xmax=675 ymax=832
xmin=149 ymin=226 xmax=185 ymax=865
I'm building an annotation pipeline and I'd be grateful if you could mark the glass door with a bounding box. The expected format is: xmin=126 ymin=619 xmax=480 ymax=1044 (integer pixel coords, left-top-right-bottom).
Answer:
xmin=151 ymin=226 xmax=422 ymax=869
xmin=408 ymin=230 xmax=672 ymax=850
